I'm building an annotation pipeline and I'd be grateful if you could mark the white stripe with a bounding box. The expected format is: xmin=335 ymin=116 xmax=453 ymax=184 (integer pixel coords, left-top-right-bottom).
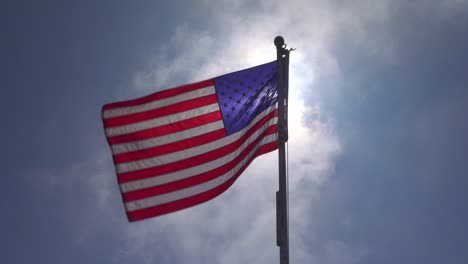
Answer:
xmin=116 ymin=105 xmax=278 ymax=173
xmin=119 ymin=118 xmax=277 ymax=192
xmin=111 ymin=120 xmax=225 ymax=155
xmin=105 ymin=103 xmax=220 ymax=137
xmin=124 ymin=134 xmax=277 ymax=212
xmin=117 ymin=116 xmax=277 ymax=174
xmin=103 ymin=86 xmax=215 ymax=119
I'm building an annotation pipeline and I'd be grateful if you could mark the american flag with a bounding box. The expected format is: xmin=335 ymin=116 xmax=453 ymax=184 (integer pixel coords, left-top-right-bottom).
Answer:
xmin=102 ymin=61 xmax=280 ymax=221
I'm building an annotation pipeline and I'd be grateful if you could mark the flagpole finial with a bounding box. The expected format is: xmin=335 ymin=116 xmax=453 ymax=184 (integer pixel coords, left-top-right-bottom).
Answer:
xmin=274 ymin=36 xmax=285 ymax=48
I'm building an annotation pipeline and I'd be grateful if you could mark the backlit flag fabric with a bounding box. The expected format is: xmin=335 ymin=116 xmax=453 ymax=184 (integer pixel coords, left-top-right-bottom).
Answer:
xmin=102 ymin=61 xmax=279 ymax=221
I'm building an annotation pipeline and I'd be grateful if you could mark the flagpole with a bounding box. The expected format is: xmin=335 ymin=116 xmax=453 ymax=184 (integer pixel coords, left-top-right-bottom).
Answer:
xmin=275 ymin=36 xmax=290 ymax=264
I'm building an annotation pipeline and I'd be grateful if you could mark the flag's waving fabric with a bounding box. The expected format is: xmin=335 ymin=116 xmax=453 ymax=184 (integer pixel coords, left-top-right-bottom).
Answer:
xmin=102 ymin=61 xmax=279 ymax=221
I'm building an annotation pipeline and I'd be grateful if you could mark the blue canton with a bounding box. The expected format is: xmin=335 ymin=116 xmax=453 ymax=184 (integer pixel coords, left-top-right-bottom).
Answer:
xmin=214 ymin=61 xmax=278 ymax=135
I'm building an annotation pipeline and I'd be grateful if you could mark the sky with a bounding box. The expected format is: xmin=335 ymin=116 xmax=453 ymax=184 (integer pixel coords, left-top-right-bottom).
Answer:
xmin=3 ymin=0 xmax=468 ymax=263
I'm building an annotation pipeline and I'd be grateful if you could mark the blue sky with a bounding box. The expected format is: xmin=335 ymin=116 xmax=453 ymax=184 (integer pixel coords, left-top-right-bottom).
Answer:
xmin=3 ymin=0 xmax=468 ymax=263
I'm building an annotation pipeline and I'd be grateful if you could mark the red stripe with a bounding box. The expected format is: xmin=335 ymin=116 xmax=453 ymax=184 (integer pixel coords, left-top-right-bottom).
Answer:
xmin=117 ymin=110 xmax=279 ymax=183
xmin=102 ymin=79 xmax=214 ymax=110
xmin=122 ymin=127 xmax=278 ymax=201
xmin=107 ymin=111 xmax=223 ymax=145
xmin=113 ymin=129 xmax=227 ymax=163
xmin=126 ymin=142 xmax=278 ymax=221
xmin=119 ymin=126 xmax=277 ymax=183
xmin=103 ymin=95 xmax=218 ymax=127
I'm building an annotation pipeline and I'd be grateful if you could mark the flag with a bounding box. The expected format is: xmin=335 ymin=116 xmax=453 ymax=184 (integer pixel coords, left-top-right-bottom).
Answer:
xmin=102 ymin=61 xmax=280 ymax=221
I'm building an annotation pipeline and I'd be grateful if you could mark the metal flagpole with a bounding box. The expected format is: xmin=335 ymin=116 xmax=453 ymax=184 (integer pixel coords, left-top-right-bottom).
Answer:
xmin=275 ymin=36 xmax=290 ymax=264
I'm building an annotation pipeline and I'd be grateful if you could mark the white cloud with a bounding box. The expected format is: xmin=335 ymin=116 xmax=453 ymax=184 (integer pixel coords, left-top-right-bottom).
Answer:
xmin=20 ymin=1 xmax=466 ymax=263
xmin=126 ymin=1 xmax=348 ymax=263
xmin=103 ymin=0 xmax=467 ymax=262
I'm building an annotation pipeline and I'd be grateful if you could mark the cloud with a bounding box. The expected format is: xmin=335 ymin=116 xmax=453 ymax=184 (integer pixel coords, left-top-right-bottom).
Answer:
xmin=93 ymin=0 xmax=467 ymax=263
xmin=7 ymin=1 xmax=467 ymax=263
xmin=126 ymin=1 xmax=348 ymax=263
